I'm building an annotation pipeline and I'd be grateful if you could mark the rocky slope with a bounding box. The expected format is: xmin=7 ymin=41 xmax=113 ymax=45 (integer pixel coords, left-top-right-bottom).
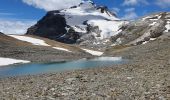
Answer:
xmin=0 ymin=33 xmax=91 ymax=63
xmin=26 ymin=1 xmax=125 ymax=47
xmin=1 ymin=35 xmax=170 ymax=100
xmin=111 ymin=12 xmax=170 ymax=46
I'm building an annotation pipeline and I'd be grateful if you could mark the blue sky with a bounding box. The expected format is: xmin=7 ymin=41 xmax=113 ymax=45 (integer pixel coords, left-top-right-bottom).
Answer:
xmin=0 ymin=0 xmax=170 ymax=21
xmin=93 ymin=0 xmax=170 ymax=18
xmin=0 ymin=0 xmax=45 ymax=20
xmin=0 ymin=0 xmax=169 ymax=34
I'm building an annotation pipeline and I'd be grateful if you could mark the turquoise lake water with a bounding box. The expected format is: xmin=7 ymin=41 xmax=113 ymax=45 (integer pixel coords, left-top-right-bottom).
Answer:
xmin=0 ymin=57 xmax=128 ymax=77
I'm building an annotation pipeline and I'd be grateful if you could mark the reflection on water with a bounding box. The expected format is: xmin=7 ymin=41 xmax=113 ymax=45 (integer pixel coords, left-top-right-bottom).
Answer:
xmin=0 ymin=57 xmax=128 ymax=77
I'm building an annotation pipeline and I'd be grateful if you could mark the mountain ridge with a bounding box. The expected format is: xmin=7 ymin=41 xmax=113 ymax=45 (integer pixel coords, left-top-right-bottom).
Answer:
xmin=26 ymin=1 xmax=170 ymax=49
xmin=26 ymin=1 xmax=125 ymax=45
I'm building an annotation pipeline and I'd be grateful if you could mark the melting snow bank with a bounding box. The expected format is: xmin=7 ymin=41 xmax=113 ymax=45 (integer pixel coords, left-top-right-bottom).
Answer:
xmin=90 ymin=57 xmax=122 ymax=61
xmin=0 ymin=57 xmax=30 ymax=66
xmin=8 ymin=35 xmax=50 ymax=46
xmin=53 ymin=47 xmax=72 ymax=52
xmin=8 ymin=35 xmax=74 ymax=52
xmin=82 ymin=48 xmax=103 ymax=56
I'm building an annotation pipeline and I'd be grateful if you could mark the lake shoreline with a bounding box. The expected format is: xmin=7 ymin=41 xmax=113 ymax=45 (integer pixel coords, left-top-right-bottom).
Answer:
xmin=0 ymin=38 xmax=170 ymax=99
xmin=0 ymin=57 xmax=128 ymax=78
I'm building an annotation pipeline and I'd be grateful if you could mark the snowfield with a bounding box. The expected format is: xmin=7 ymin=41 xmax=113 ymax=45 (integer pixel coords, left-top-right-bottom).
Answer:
xmin=0 ymin=57 xmax=30 ymax=66
xmin=8 ymin=35 xmax=50 ymax=46
xmin=88 ymin=20 xmax=124 ymax=39
xmin=82 ymin=48 xmax=103 ymax=56
xmin=58 ymin=1 xmax=125 ymax=40
xmin=8 ymin=35 xmax=75 ymax=52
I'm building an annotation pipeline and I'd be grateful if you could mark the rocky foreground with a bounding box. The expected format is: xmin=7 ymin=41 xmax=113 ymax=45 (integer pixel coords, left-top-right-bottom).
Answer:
xmin=0 ymin=36 xmax=170 ymax=99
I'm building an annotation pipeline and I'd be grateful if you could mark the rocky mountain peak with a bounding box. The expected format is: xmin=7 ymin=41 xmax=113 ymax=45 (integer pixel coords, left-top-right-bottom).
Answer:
xmin=26 ymin=1 xmax=121 ymax=45
xmin=26 ymin=0 xmax=169 ymax=48
xmin=79 ymin=0 xmax=95 ymax=8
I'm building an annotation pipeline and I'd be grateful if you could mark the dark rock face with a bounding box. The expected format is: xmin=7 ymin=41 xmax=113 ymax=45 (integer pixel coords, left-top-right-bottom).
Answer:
xmin=62 ymin=28 xmax=80 ymax=44
xmin=97 ymin=6 xmax=117 ymax=17
xmin=0 ymin=32 xmax=4 ymax=34
xmin=26 ymin=11 xmax=81 ymax=44
xmin=27 ymin=11 xmax=73 ymax=43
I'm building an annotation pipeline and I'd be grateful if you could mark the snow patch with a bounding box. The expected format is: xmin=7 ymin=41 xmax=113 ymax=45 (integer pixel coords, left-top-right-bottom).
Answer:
xmin=127 ymin=77 xmax=133 ymax=80
xmin=53 ymin=47 xmax=72 ymax=52
xmin=90 ymin=57 xmax=122 ymax=61
xmin=0 ymin=57 xmax=30 ymax=66
xmin=149 ymin=22 xmax=157 ymax=26
xmin=142 ymin=15 xmax=162 ymax=21
xmin=150 ymin=38 xmax=156 ymax=41
xmin=142 ymin=14 xmax=161 ymax=21
xmin=157 ymin=15 xmax=162 ymax=19
xmin=82 ymin=48 xmax=103 ymax=56
xmin=8 ymin=35 xmax=74 ymax=53
xmin=8 ymin=35 xmax=50 ymax=46
xmin=142 ymin=41 xmax=149 ymax=45
xmin=165 ymin=21 xmax=170 ymax=32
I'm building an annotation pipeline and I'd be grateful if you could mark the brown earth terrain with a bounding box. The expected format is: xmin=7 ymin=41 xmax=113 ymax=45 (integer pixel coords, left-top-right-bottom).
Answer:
xmin=0 ymin=34 xmax=92 ymax=62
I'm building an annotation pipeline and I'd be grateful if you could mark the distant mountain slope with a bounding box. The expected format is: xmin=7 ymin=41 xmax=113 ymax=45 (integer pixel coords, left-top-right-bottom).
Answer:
xmin=111 ymin=12 xmax=170 ymax=46
xmin=0 ymin=33 xmax=92 ymax=62
xmin=26 ymin=1 xmax=169 ymax=48
xmin=26 ymin=1 xmax=125 ymax=45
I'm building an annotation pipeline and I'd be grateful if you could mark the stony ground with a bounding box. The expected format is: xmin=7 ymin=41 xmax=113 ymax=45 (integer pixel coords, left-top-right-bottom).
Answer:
xmin=0 ymin=36 xmax=170 ymax=100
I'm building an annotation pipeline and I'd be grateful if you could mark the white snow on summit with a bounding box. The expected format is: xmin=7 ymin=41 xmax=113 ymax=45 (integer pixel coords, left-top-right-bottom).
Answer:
xmin=88 ymin=20 xmax=124 ymax=39
xmin=58 ymin=1 xmax=125 ymax=40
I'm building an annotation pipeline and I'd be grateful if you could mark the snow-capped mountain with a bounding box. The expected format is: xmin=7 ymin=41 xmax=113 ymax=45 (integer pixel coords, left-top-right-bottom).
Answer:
xmin=26 ymin=1 xmax=126 ymax=46
xmin=111 ymin=12 xmax=170 ymax=46
xmin=26 ymin=0 xmax=169 ymax=47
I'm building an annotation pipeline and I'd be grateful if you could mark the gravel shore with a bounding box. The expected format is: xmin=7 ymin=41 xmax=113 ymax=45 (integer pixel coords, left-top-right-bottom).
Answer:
xmin=0 ymin=37 xmax=170 ymax=99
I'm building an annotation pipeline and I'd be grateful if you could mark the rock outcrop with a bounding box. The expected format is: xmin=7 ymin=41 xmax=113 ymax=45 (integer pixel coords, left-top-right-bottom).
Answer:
xmin=110 ymin=12 xmax=170 ymax=45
